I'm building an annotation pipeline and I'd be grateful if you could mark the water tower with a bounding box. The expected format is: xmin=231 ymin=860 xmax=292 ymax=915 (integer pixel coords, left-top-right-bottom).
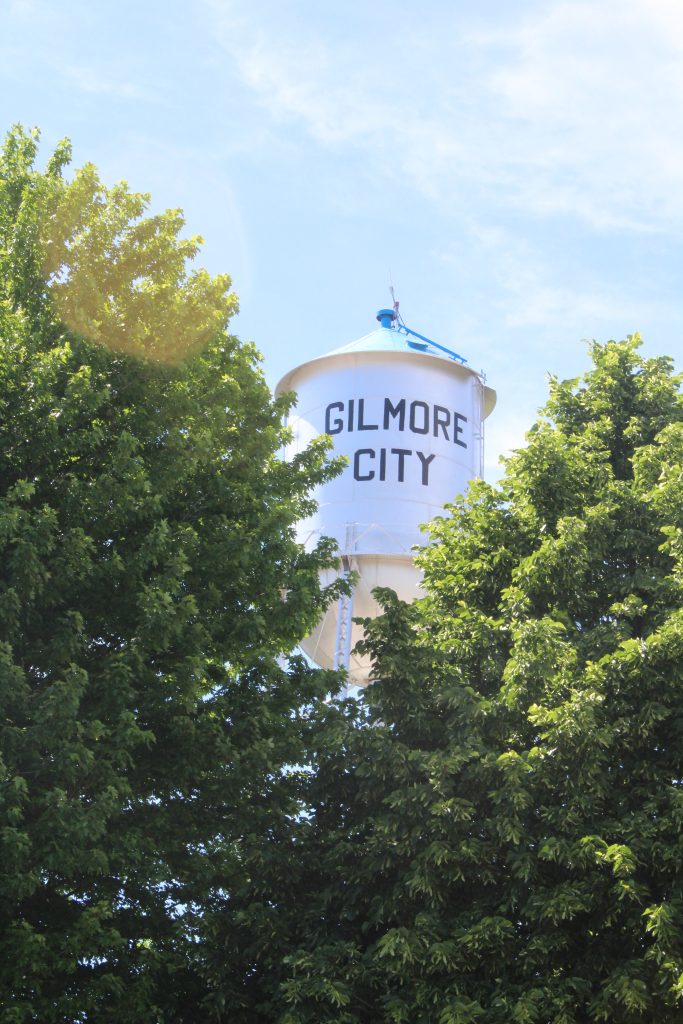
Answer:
xmin=276 ymin=306 xmax=496 ymax=685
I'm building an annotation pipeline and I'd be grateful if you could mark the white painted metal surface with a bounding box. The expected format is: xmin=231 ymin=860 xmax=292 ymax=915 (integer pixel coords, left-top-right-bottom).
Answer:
xmin=276 ymin=317 xmax=496 ymax=685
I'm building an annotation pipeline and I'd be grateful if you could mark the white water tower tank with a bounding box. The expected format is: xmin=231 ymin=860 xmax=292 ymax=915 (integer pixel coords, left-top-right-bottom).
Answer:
xmin=276 ymin=308 xmax=496 ymax=685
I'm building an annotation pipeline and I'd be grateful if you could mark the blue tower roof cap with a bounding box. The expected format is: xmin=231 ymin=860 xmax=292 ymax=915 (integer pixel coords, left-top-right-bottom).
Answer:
xmin=324 ymin=309 xmax=466 ymax=362
xmin=274 ymin=308 xmax=481 ymax=398
xmin=323 ymin=324 xmax=427 ymax=358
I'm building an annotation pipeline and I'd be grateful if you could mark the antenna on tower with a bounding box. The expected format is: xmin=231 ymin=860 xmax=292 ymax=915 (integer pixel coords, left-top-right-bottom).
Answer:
xmin=389 ymin=282 xmax=400 ymax=321
xmin=389 ymin=272 xmax=401 ymax=323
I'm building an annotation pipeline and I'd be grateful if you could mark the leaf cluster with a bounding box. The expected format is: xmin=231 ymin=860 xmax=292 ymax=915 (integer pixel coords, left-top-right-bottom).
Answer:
xmin=0 ymin=126 xmax=343 ymax=1023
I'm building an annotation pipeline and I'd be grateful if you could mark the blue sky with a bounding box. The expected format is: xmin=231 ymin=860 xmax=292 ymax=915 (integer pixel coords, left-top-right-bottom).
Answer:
xmin=2 ymin=0 xmax=683 ymax=479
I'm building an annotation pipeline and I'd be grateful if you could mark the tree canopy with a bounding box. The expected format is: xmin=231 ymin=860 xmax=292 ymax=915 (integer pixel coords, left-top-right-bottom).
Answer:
xmin=0 ymin=126 xmax=341 ymax=1023
xmin=235 ymin=338 xmax=683 ymax=1024
xmin=4 ymin=124 xmax=683 ymax=1024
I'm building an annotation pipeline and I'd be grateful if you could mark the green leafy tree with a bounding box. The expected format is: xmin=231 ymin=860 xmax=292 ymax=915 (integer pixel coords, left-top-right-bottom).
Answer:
xmin=248 ymin=338 xmax=683 ymax=1023
xmin=0 ymin=126 xmax=341 ymax=1023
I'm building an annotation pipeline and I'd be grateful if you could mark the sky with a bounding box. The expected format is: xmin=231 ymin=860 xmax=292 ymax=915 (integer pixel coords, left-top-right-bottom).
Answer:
xmin=2 ymin=0 xmax=683 ymax=479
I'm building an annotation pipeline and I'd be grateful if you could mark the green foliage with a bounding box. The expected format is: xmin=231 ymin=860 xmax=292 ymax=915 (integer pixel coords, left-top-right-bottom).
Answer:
xmin=233 ymin=336 xmax=683 ymax=1021
xmin=0 ymin=126 xmax=342 ymax=1022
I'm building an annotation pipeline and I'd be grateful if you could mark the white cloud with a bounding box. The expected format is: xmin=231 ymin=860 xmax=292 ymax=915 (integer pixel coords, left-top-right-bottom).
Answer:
xmin=468 ymin=228 xmax=627 ymax=331
xmin=61 ymin=65 xmax=152 ymax=101
xmin=7 ymin=0 xmax=41 ymax=17
xmin=203 ymin=0 xmax=683 ymax=230
xmin=484 ymin=0 xmax=683 ymax=226
xmin=437 ymin=220 xmax=655 ymax=346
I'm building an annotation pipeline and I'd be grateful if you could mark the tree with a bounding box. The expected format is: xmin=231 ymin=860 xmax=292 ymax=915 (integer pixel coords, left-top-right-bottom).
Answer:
xmin=0 ymin=126 xmax=341 ymax=1023
xmin=251 ymin=338 xmax=683 ymax=1023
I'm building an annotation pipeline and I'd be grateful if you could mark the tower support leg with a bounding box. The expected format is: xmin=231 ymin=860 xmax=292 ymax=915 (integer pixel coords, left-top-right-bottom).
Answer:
xmin=333 ymin=563 xmax=354 ymax=695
